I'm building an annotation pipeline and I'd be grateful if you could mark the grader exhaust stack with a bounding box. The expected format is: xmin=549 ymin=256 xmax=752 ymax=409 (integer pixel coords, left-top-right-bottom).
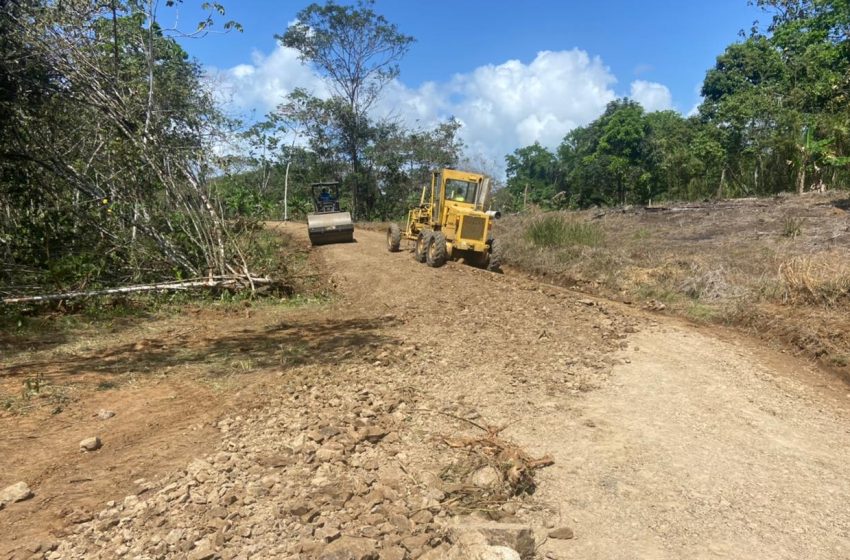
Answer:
xmin=306 ymin=182 xmax=355 ymax=245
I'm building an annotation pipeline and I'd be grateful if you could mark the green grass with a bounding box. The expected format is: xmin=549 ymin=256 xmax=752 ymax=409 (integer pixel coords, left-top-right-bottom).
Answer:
xmin=782 ymin=216 xmax=804 ymax=238
xmin=526 ymin=215 xmax=605 ymax=248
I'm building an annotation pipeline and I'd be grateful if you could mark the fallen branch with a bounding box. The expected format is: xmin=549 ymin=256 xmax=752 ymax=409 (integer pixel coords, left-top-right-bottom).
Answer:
xmin=0 ymin=275 xmax=275 ymax=305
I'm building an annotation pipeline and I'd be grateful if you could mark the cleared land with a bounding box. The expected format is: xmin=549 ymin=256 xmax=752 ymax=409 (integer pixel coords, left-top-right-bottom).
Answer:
xmin=1 ymin=218 xmax=849 ymax=559
xmin=498 ymin=192 xmax=850 ymax=378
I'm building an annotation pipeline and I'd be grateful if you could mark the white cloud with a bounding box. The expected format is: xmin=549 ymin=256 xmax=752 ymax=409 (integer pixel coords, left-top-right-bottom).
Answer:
xmin=687 ymin=82 xmax=704 ymax=117
xmin=207 ymin=46 xmax=328 ymax=115
xmin=373 ymin=49 xmax=619 ymax=168
xmin=211 ymin=47 xmax=677 ymax=171
xmin=629 ymin=80 xmax=673 ymax=112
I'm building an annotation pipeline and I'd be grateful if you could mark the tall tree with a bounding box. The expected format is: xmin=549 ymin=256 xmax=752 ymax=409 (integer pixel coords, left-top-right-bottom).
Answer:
xmin=279 ymin=0 xmax=414 ymax=218
xmin=504 ymin=143 xmax=562 ymax=209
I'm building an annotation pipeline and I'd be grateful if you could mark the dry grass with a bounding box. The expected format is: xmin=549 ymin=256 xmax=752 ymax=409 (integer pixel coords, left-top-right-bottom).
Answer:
xmin=779 ymin=253 xmax=850 ymax=306
xmin=495 ymin=193 xmax=850 ymax=374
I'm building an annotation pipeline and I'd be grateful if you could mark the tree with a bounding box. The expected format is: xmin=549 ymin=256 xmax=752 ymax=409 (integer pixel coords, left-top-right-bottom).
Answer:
xmin=0 ymin=1 xmax=251 ymax=295
xmin=504 ymin=143 xmax=562 ymax=209
xmin=279 ymin=0 xmax=414 ymax=218
xmin=596 ymin=99 xmax=651 ymax=204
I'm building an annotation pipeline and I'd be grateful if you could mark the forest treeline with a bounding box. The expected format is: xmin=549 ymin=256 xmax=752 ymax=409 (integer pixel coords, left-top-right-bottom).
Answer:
xmin=502 ymin=0 xmax=850 ymax=210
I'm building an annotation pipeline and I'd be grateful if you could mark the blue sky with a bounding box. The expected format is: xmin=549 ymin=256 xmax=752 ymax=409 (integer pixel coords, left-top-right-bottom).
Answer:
xmin=170 ymin=0 xmax=765 ymax=166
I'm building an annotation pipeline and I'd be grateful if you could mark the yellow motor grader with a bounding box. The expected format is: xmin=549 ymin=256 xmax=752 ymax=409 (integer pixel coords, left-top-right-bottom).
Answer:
xmin=386 ymin=168 xmax=501 ymax=271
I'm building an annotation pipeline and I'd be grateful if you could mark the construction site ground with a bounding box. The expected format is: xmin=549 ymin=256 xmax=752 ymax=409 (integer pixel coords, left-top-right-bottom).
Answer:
xmin=1 ymin=223 xmax=849 ymax=559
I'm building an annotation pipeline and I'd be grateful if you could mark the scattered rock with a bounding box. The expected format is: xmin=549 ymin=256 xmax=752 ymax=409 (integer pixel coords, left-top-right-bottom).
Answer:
xmin=459 ymin=545 xmax=522 ymax=560
xmin=547 ymin=527 xmax=574 ymax=540
xmin=380 ymin=545 xmax=406 ymax=560
xmin=96 ymin=409 xmax=116 ymax=420
xmin=187 ymin=540 xmax=218 ymax=560
xmin=67 ymin=509 xmax=93 ymax=524
xmin=359 ymin=426 xmax=389 ymax=444
xmin=0 ymin=482 xmax=33 ymax=505
xmin=452 ymin=522 xmax=535 ymax=560
xmin=79 ymin=436 xmax=102 ymax=452
xmin=470 ymin=465 xmax=503 ymax=487
xmin=319 ymin=536 xmax=379 ymax=560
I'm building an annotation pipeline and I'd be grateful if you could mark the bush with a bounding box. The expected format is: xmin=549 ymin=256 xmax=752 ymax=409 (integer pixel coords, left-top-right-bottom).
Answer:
xmin=526 ymin=215 xmax=604 ymax=248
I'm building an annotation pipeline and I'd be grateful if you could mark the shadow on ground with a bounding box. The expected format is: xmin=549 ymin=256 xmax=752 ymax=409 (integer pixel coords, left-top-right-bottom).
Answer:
xmin=2 ymin=316 xmax=400 ymax=381
xmin=832 ymin=197 xmax=850 ymax=212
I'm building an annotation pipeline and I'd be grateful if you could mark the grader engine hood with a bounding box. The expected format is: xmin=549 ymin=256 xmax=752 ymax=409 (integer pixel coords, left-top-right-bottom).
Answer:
xmin=447 ymin=207 xmax=491 ymax=254
xmin=457 ymin=211 xmax=488 ymax=242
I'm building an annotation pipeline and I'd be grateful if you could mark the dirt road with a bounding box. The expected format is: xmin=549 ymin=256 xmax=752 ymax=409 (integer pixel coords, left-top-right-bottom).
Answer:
xmin=4 ymin=224 xmax=850 ymax=559
xmin=322 ymin=226 xmax=850 ymax=559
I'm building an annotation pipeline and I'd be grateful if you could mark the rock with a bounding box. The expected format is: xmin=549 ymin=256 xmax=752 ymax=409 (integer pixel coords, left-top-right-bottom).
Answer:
xmin=187 ymin=458 xmax=213 ymax=476
xmin=315 ymin=525 xmax=341 ymax=543
xmin=79 ymin=437 xmax=102 ymax=452
xmin=410 ymin=509 xmax=433 ymax=525
xmin=459 ymin=545 xmax=522 ymax=560
xmin=451 ymin=522 xmax=535 ymax=560
xmin=188 ymin=541 xmax=219 ymax=560
xmin=67 ymin=510 xmax=93 ymax=524
xmin=547 ymin=527 xmax=574 ymax=540
xmin=319 ymin=536 xmax=378 ymax=560
xmin=96 ymin=409 xmax=116 ymax=420
xmin=418 ymin=545 xmax=452 ymax=560
xmin=400 ymin=534 xmax=430 ymax=552
xmin=380 ymin=546 xmax=406 ymax=560
xmin=359 ymin=426 xmax=388 ymax=444
xmin=165 ymin=528 xmax=186 ymax=545
xmin=0 ymin=482 xmax=33 ymax=505
xmin=470 ymin=466 xmax=502 ymax=487
xmin=315 ymin=443 xmax=345 ymax=463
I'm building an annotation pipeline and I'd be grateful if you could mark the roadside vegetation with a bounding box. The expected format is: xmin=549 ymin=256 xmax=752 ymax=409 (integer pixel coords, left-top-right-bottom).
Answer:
xmin=498 ymin=192 xmax=850 ymax=374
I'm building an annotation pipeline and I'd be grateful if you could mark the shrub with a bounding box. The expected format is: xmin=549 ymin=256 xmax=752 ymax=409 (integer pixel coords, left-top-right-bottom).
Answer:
xmin=782 ymin=216 xmax=804 ymax=238
xmin=525 ymin=215 xmax=604 ymax=248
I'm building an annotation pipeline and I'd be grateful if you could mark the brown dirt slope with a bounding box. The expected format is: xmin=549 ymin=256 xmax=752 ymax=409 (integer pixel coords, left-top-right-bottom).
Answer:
xmin=1 ymin=224 xmax=849 ymax=559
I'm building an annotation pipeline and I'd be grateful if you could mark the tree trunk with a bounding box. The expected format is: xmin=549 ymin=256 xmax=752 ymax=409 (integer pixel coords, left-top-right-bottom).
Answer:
xmin=284 ymin=160 xmax=291 ymax=221
xmin=717 ymin=168 xmax=726 ymax=199
xmin=796 ymin=162 xmax=806 ymax=195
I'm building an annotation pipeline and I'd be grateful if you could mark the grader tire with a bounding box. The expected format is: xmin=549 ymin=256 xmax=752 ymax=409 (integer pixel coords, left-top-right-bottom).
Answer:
xmin=387 ymin=223 xmax=401 ymax=252
xmin=426 ymin=231 xmax=448 ymax=268
xmin=487 ymin=238 xmax=503 ymax=272
xmin=414 ymin=230 xmax=432 ymax=263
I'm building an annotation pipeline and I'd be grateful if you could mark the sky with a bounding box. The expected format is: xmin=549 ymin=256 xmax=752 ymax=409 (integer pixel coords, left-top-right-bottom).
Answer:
xmin=170 ymin=0 xmax=765 ymax=168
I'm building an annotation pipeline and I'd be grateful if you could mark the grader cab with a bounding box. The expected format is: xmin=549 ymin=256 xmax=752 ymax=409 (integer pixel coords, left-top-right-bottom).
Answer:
xmin=386 ymin=168 xmax=501 ymax=271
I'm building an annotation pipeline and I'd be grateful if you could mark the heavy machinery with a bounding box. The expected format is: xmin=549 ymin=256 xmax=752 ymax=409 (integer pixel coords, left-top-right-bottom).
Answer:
xmin=386 ymin=168 xmax=502 ymax=271
xmin=306 ymin=182 xmax=354 ymax=246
